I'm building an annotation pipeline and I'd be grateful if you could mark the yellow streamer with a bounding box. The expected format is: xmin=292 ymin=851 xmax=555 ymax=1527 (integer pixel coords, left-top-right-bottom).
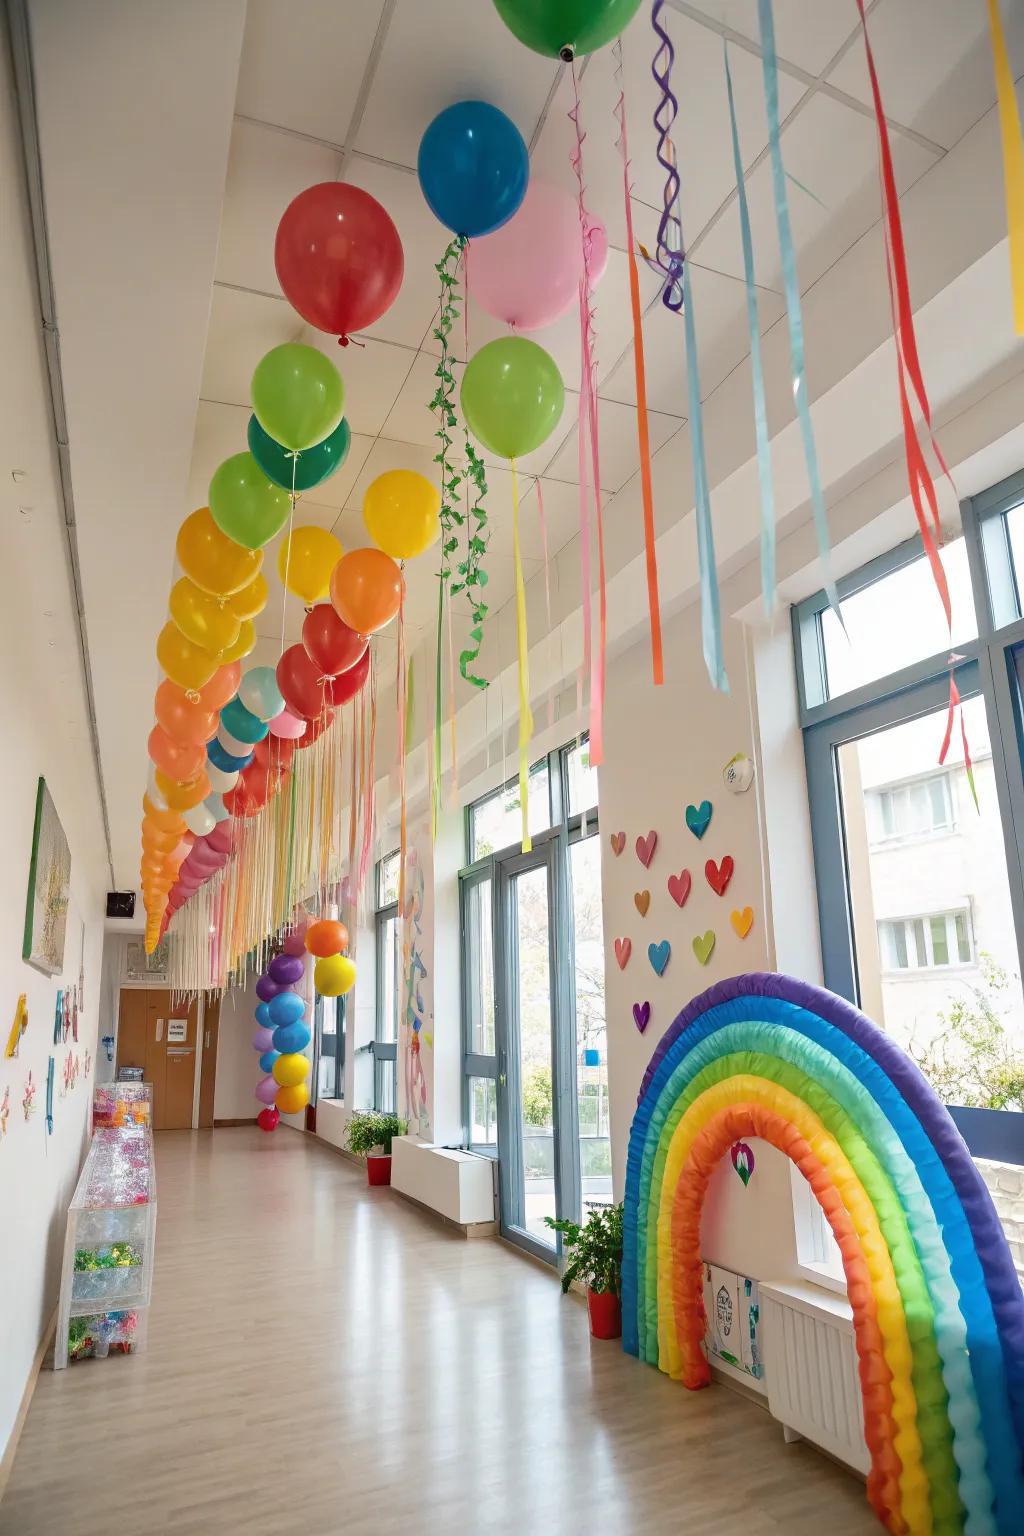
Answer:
xmin=511 ymin=459 xmax=533 ymax=853
xmin=989 ymin=0 xmax=1024 ymax=333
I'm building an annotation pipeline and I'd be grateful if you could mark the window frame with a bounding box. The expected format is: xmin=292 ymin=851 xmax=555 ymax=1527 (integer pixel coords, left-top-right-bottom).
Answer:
xmin=372 ymin=853 xmax=399 ymax=1114
xmin=877 ymin=908 xmax=975 ymax=973
xmin=312 ymin=992 xmax=345 ymax=1104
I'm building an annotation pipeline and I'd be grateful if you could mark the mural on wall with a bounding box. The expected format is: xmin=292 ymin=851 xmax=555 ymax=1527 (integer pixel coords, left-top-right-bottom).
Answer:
xmin=23 ymin=777 xmax=71 ymax=976
xmin=400 ymin=843 xmax=431 ymax=1137
xmin=702 ymin=1264 xmax=762 ymax=1380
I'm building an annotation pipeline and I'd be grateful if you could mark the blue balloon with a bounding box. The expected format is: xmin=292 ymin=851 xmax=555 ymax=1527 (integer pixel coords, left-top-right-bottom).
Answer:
xmin=258 ymin=1049 xmax=279 ymax=1073
xmin=267 ymin=990 xmax=305 ymax=1029
xmin=254 ymin=1001 xmax=273 ymax=1027
xmin=417 ymin=101 xmax=528 ymax=238
xmin=221 ymin=696 xmax=268 ymax=745
xmin=273 ymin=1022 xmax=311 ymax=1055
xmin=208 ymin=737 xmax=253 ymax=773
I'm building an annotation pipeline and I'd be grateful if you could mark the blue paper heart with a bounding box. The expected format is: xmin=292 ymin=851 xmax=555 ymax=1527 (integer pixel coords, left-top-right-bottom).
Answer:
xmin=648 ymin=939 xmax=671 ymax=977
xmin=685 ymin=800 xmax=713 ymax=839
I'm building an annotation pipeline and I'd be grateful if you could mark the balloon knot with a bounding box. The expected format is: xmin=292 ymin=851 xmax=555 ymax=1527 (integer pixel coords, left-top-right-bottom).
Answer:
xmin=338 ymin=335 xmax=349 ymax=347
xmin=560 ymin=44 xmax=575 ymax=63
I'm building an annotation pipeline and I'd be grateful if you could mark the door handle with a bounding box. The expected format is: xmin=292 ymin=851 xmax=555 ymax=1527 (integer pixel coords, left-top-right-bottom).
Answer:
xmin=498 ymin=1047 xmax=507 ymax=1087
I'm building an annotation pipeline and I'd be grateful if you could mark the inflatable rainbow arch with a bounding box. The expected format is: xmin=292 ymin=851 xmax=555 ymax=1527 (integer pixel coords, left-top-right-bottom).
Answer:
xmin=622 ymin=973 xmax=1024 ymax=1536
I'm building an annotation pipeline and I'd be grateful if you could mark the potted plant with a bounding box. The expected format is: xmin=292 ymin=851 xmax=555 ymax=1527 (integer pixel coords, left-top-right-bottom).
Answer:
xmin=544 ymin=1203 xmax=624 ymax=1339
xmin=344 ymin=1110 xmax=408 ymax=1186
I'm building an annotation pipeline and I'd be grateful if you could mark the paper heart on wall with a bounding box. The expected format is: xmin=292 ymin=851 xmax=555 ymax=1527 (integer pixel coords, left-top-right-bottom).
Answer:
xmin=648 ymin=939 xmax=671 ymax=977
xmin=635 ymin=830 xmax=658 ymax=867
xmin=685 ymin=800 xmax=713 ymax=839
xmin=634 ymin=890 xmax=651 ymax=917
xmin=692 ymin=930 xmax=716 ymax=966
xmin=667 ymin=870 xmax=692 ymax=908
xmin=632 ymin=1001 xmax=651 ymax=1033
xmin=614 ymin=937 xmax=632 ymax=970
xmin=610 ymin=831 xmax=625 ymax=856
xmin=731 ymin=1140 xmax=755 ymax=1186
xmin=705 ymin=856 xmax=734 ymax=896
xmin=731 ymin=906 xmax=754 ymax=939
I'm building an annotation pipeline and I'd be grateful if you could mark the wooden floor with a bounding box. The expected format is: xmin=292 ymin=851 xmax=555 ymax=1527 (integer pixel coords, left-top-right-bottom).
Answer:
xmin=2 ymin=1128 xmax=875 ymax=1535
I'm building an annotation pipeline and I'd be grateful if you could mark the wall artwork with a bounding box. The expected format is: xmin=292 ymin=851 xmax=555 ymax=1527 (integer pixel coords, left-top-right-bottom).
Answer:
xmin=0 ymin=1085 xmax=9 ymax=1141
xmin=22 ymin=777 xmax=71 ymax=977
xmin=5 ymin=994 xmax=28 ymax=1058
xmin=703 ymin=1264 xmax=762 ymax=1376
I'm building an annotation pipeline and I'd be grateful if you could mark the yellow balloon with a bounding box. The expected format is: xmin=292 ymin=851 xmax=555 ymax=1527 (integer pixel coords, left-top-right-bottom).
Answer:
xmin=277 ymin=525 xmax=344 ymax=604
xmin=363 ymin=470 xmax=440 ymax=560
xmin=157 ymin=621 xmax=218 ymax=691
xmin=275 ymin=1082 xmax=310 ymax=1115
xmin=169 ymin=577 xmax=241 ymax=657
xmin=219 ymin=618 xmax=256 ymax=664
xmin=315 ymin=953 xmax=356 ymax=997
xmin=272 ymin=1052 xmax=310 ymax=1089
xmin=228 ymin=572 xmax=269 ymax=621
xmin=155 ymin=769 xmax=210 ymax=811
xmin=176 ymin=507 xmax=263 ymax=597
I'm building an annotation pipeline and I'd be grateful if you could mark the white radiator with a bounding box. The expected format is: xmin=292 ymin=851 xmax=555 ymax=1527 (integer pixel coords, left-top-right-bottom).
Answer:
xmin=760 ymin=1280 xmax=870 ymax=1475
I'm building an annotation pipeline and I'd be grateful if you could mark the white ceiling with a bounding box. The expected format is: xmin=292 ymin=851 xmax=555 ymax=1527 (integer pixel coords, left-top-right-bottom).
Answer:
xmin=25 ymin=0 xmax=1024 ymax=888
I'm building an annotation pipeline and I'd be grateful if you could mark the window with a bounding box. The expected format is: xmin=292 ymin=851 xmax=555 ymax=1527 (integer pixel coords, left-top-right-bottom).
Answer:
xmin=468 ymin=759 xmax=551 ymax=861
xmin=373 ymin=853 xmax=399 ymax=1113
xmin=564 ymin=736 xmax=598 ymax=818
xmin=314 ymin=994 xmax=344 ymax=1102
xmin=796 ymin=474 xmax=1024 ymax=1167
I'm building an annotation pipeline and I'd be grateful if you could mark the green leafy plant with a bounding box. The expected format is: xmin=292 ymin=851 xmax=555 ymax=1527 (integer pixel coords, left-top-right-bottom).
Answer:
xmin=544 ymin=1203 xmax=623 ymax=1296
xmin=344 ymin=1110 xmax=409 ymax=1158
xmin=909 ymin=956 xmax=1024 ymax=1111
xmin=521 ymin=1063 xmax=552 ymax=1128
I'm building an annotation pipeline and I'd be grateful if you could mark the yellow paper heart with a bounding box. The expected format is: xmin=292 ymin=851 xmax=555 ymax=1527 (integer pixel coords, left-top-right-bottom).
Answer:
xmin=634 ymin=890 xmax=651 ymax=917
xmin=731 ymin=906 xmax=754 ymax=939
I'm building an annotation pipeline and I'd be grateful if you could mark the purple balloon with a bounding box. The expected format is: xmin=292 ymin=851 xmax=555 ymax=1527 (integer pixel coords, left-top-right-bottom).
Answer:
xmin=255 ymin=1075 xmax=278 ymax=1105
xmin=269 ymin=952 xmax=304 ymax=985
xmin=255 ymin=974 xmax=286 ymax=1002
xmin=252 ymin=1027 xmax=275 ymax=1052
xmin=283 ymin=929 xmax=306 ymax=957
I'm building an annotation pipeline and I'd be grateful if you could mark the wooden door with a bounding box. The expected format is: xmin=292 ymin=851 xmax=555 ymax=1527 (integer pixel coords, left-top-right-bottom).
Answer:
xmin=150 ymin=991 xmax=198 ymax=1130
xmin=116 ymin=990 xmax=149 ymax=1076
xmin=198 ymin=997 xmax=219 ymax=1129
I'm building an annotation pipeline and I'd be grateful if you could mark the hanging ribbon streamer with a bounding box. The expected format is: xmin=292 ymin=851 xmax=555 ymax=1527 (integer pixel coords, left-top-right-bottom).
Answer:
xmin=649 ymin=1 xmax=727 ymax=692
xmin=569 ymin=59 xmax=607 ymax=766
xmin=988 ymin=0 xmax=1024 ymax=334
xmin=854 ymin=0 xmax=974 ymax=802
xmin=756 ymin=0 xmax=840 ymax=624
xmin=397 ymin=587 xmax=407 ymax=918
xmin=613 ymin=40 xmax=664 ymax=685
xmin=510 ymin=459 xmax=533 ymax=853
xmin=535 ymin=478 xmax=555 ymax=732
xmin=446 ymin=568 xmax=459 ymax=802
xmin=432 ymin=577 xmax=443 ymax=841
xmin=724 ymin=41 xmax=776 ymax=615
xmin=358 ymin=650 xmax=376 ymax=894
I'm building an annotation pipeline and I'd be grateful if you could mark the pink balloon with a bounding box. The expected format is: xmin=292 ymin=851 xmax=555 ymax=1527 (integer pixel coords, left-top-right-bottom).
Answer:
xmin=252 ymin=1027 xmax=275 ymax=1052
xmin=206 ymin=822 xmax=234 ymax=855
xmin=269 ymin=708 xmax=307 ymax=741
xmin=469 ymin=180 xmax=608 ymax=331
xmin=255 ymin=1075 xmax=279 ymax=1105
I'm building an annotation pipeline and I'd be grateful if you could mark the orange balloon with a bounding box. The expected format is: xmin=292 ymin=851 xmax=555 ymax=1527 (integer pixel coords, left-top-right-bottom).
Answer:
xmin=156 ymin=621 xmax=219 ymax=692
xmin=197 ymin=662 xmax=242 ymax=712
xmin=155 ymin=769 xmax=211 ymax=812
xmin=169 ymin=577 xmax=242 ymax=657
xmin=176 ymin=507 xmax=263 ymax=597
xmin=142 ymin=795 xmax=185 ymax=834
xmin=142 ymin=825 xmax=178 ymax=855
xmin=329 ymin=548 xmax=402 ymax=635
xmin=218 ymin=618 xmax=256 ymax=664
xmin=148 ymin=725 xmax=205 ymax=783
xmin=154 ymin=680 xmax=217 ymax=747
xmin=228 ymin=572 xmax=269 ymax=621
xmin=304 ymin=918 xmax=349 ymax=957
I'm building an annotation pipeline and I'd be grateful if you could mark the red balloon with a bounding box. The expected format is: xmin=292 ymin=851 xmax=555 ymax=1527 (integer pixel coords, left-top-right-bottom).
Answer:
xmin=257 ymin=1106 xmax=280 ymax=1133
xmin=253 ymin=735 xmax=297 ymax=772
xmin=276 ymin=643 xmax=329 ymax=721
xmin=275 ymin=183 xmax=404 ymax=342
xmin=325 ymin=647 xmax=370 ymax=707
xmin=296 ymin=708 xmax=335 ymax=748
xmin=302 ymin=603 xmax=368 ymax=677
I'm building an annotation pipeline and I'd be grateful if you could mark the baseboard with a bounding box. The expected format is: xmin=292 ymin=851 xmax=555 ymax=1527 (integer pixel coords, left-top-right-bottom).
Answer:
xmin=303 ymin=1127 xmax=362 ymax=1166
xmin=0 ymin=1308 xmax=56 ymax=1502
xmin=391 ymin=1183 xmax=498 ymax=1239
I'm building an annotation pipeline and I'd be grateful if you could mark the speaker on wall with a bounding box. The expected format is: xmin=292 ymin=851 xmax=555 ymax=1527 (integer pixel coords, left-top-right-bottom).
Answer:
xmin=106 ymin=891 xmax=136 ymax=919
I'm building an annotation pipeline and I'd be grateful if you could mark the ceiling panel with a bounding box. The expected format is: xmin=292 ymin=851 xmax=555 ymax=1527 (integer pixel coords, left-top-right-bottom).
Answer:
xmin=683 ymin=0 xmax=860 ymax=77
xmin=827 ymin=0 xmax=1024 ymax=151
xmin=354 ymin=0 xmax=559 ymax=168
xmin=544 ymin=396 xmax=684 ymax=493
xmin=302 ymin=327 xmax=419 ymax=437
xmin=216 ymin=119 xmax=340 ymax=294
xmin=201 ymin=287 xmax=302 ymax=406
xmin=693 ymin=91 xmax=940 ymax=295
xmin=236 ymin=0 xmax=387 ymax=146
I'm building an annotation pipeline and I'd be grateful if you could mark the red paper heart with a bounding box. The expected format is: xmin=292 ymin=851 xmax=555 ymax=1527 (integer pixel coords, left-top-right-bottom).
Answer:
xmin=614 ymin=937 xmax=632 ymax=971
xmin=705 ymin=856 xmax=734 ymax=897
xmin=636 ymin=830 xmax=658 ymax=868
xmin=667 ymin=870 xmax=692 ymax=908
xmin=610 ymin=831 xmax=625 ymax=856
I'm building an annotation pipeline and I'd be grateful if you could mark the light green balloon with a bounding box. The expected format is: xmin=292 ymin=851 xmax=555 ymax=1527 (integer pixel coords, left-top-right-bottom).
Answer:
xmin=460 ymin=336 xmax=564 ymax=460
xmin=251 ymin=343 xmax=345 ymax=453
xmin=209 ymin=452 xmax=290 ymax=550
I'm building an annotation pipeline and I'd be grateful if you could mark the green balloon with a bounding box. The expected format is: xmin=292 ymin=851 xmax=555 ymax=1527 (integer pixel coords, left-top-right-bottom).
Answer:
xmin=460 ymin=337 xmax=564 ymax=461
xmin=250 ymin=343 xmax=344 ymax=453
xmin=209 ymin=452 xmax=290 ymax=550
xmin=491 ymin=0 xmax=642 ymax=59
xmin=247 ymin=414 xmax=351 ymax=493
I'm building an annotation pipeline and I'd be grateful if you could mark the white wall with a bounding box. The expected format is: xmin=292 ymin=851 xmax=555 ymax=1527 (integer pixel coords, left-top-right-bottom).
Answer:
xmin=0 ymin=6 xmax=109 ymax=1457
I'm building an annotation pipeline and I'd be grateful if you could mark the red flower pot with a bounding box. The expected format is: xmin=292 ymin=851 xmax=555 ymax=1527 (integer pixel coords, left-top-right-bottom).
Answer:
xmin=587 ymin=1288 xmax=621 ymax=1340
xmin=366 ymin=1153 xmax=392 ymax=1187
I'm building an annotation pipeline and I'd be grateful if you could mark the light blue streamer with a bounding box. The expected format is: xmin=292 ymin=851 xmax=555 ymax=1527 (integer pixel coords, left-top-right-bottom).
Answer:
xmin=681 ymin=254 xmax=728 ymax=692
xmin=724 ymin=42 xmax=775 ymax=616
xmin=756 ymin=0 xmax=841 ymax=621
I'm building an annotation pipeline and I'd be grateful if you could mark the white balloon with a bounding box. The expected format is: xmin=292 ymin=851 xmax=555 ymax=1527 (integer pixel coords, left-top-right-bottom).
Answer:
xmin=146 ymin=764 xmax=168 ymax=810
xmin=217 ymin=724 xmax=252 ymax=759
xmin=205 ymin=762 xmax=239 ymax=795
xmin=183 ymin=802 xmax=216 ymax=837
xmin=204 ymin=793 xmax=230 ymax=824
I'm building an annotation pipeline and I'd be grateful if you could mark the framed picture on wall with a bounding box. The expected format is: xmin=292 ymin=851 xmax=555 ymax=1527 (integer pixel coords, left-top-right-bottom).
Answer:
xmin=22 ymin=777 xmax=71 ymax=976
xmin=124 ymin=938 xmax=169 ymax=984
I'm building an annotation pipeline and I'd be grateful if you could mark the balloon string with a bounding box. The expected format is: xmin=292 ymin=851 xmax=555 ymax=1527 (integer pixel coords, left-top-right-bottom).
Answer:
xmin=511 ymin=458 xmax=533 ymax=854
xmin=397 ymin=582 xmax=407 ymax=918
xmin=988 ymin=0 xmax=1024 ymax=333
xmin=446 ymin=572 xmax=459 ymax=802
xmin=279 ymin=451 xmax=298 ymax=658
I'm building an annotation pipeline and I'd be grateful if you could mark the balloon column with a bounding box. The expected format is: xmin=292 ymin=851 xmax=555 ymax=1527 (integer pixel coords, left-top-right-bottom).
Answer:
xmin=306 ymin=918 xmax=356 ymax=1003
xmin=252 ymin=923 xmax=311 ymax=1131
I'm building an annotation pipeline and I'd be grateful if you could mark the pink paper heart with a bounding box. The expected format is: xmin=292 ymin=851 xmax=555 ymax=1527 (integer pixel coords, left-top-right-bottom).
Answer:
xmin=636 ymin=830 xmax=657 ymax=868
xmin=667 ymin=870 xmax=692 ymax=908
xmin=614 ymin=937 xmax=632 ymax=971
xmin=632 ymin=1001 xmax=651 ymax=1033
xmin=610 ymin=831 xmax=625 ymax=856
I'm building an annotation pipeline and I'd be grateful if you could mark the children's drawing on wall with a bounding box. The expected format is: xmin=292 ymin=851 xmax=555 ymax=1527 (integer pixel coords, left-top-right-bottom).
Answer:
xmin=23 ymin=776 xmax=71 ymax=976
xmin=401 ymin=846 xmax=430 ymax=1137
xmin=703 ymin=1264 xmax=762 ymax=1381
